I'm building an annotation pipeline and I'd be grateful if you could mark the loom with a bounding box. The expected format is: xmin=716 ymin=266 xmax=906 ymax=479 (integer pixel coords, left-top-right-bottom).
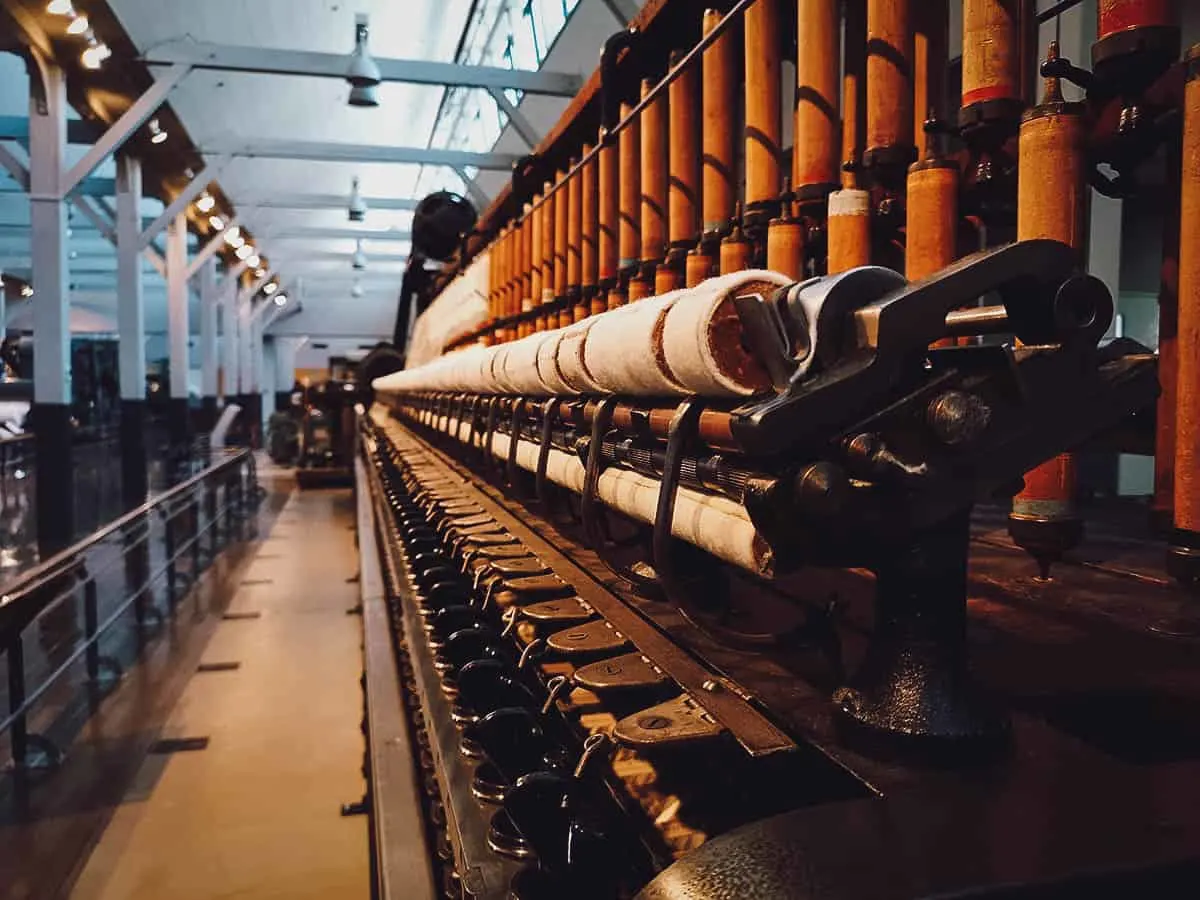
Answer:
xmin=357 ymin=2 xmax=1200 ymax=898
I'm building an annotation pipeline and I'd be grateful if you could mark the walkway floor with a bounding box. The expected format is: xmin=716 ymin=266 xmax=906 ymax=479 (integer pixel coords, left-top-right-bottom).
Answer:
xmin=68 ymin=476 xmax=369 ymax=900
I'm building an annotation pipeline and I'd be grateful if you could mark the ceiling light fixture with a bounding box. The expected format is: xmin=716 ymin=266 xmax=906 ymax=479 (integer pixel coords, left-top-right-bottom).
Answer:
xmin=345 ymin=13 xmax=381 ymax=108
xmin=263 ymin=283 xmax=278 ymax=295
xmin=148 ymin=118 xmax=167 ymax=144
xmin=80 ymin=34 xmax=111 ymax=70
xmin=208 ymin=215 xmax=225 ymax=231
xmin=273 ymin=294 xmax=287 ymax=307
xmin=348 ymin=176 xmax=367 ymax=221
xmin=196 ymin=190 xmax=215 ymax=213
xmin=351 ymin=279 xmax=365 ymax=298
xmin=223 ymin=225 xmax=242 ymax=245
xmin=352 ymin=238 xmax=367 ymax=271
xmin=236 ymin=244 xmax=254 ymax=260
xmin=247 ymin=254 xmax=261 ymax=269
xmin=21 ymin=285 xmax=34 ymax=298
xmin=254 ymin=266 xmax=266 ymax=278
xmin=66 ymin=14 xmax=89 ymax=35
xmin=46 ymin=0 xmax=74 ymax=15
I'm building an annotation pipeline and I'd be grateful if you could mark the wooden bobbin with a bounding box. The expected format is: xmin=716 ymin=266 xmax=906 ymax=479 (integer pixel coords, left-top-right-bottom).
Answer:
xmin=961 ymin=0 xmax=1021 ymax=108
xmin=519 ymin=204 xmax=534 ymax=338
xmin=606 ymin=287 xmax=627 ymax=312
xmin=842 ymin=0 xmax=866 ymax=189
xmin=529 ymin=191 xmax=544 ymax=333
xmin=865 ymin=0 xmax=915 ymax=163
xmin=655 ymin=266 xmax=683 ymax=294
xmin=641 ymin=77 xmax=669 ymax=266
xmin=719 ymin=208 xmax=751 ymax=274
xmin=686 ymin=247 xmax=714 ymax=287
xmin=794 ymin=0 xmax=841 ymax=200
xmin=539 ymin=179 xmax=556 ymax=332
xmin=598 ymin=138 xmax=619 ymax=283
xmin=554 ymin=169 xmax=569 ymax=301
xmin=1174 ymin=44 xmax=1200 ymax=540
xmin=628 ymin=276 xmax=652 ymax=302
xmin=495 ymin=227 xmax=510 ymax=343
xmin=744 ymin=0 xmax=782 ymax=214
xmin=619 ymin=100 xmax=641 ymax=273
xmin=912 ymin=0 xmax=947 ymax=162
xmin=766 ymin=193 xmax=805 ymax=280
xmin=826 ymin=189 xmax=871 ymax=273
xmin=668 ymin=49 xmax=700 ymax=249
xmin=581 ymin=143 xmax=598 ymax=301
xmin=1099 ymin=0 xmax=1174 ymax=39
xmin=1009 ymin=43 xmax=1087 ymax=575
xmin=702 ymin=7 xmax=736 ymax=238
xmin=906 ymin=152 xmax=959 ymax=346
xmin=567 ymin=159 xmax=582 ymax=297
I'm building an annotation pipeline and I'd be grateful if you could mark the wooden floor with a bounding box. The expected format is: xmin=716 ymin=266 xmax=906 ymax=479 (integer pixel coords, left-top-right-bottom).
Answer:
xmin=68 ymin=474 xmax=370 ymax=900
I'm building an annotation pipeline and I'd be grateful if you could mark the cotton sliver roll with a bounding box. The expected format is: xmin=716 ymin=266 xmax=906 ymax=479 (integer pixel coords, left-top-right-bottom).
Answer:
xmin=584 ymin=290 xmax=687 ymax=395
xmin=535 ymin=327 xmax=576 ymax=395
xmin=555 ymin=320 xmax=605 ymax=393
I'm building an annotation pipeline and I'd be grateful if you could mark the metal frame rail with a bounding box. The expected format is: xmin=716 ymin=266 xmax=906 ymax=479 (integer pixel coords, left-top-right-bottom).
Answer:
xmin=0 ymin=449 xmax=259 ymax=774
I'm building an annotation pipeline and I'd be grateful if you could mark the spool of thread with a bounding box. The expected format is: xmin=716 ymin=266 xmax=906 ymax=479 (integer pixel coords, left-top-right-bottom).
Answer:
xmin=619 ymin=100 xmax=641 ymax=271
xmin=719 ymin=214 xmax=751 ymax=275
xmin=641 ymin=78 xmax=668 ymax=264
xmin=686 ymin=247 xmax=714 ymax=287
xmin=961 ymin=0 xmax=1020 ymax=108
xmin=702 ymin=8 xmax=736 ymax=237
xmin=744 ymin=0 xmax=782 ymax=210
xmin=1173 ymin=44 xmax=1200 ymax=546
xmin=912 ymin=1 xmax=946 ymax=160
xmin=521 ymin=206 xmax=534 ymax=338
xmin=656 ymin=265 xmax=684 ymax=294
xmin=669 ymin=50 xmax=700 ymax=248
xmin=826 ymin=189 xmax=871 ymax=273
xmin=628 ymin=276 xmax=652 ymax=302
xmin=1098 ymin=0 xmax=1173 ymax=39
xmin=581 ymin=143 xmax=598 ymax=297
xmin=794 ymin=0 xmax=841 ymax=198
xmin=530 ymin=191 xmax=544 ymax=329
xmin=905 ymin=158 xmax=958 ymax=282
xmin=598 ymin=139 xmax=619 ymax=282
xmin=842 ymin=0 xmax=866 ymax=188
xmin=607 ymin=287 xmax=627 ymax=311
xmin=866 ymin=0 xmax=914 ymax=159
xmin=1009 ymin=43 xmax=1086 ymax=576
xmin=540 ymin=179 xmax=556 ymax=331
xmin=554 ymin=169 xmax=569 ymax=299
xmin=590 ymin=292 xmax=607 ymax=317
xmin=766 ymin=198 xmax=805 ymax=280
xmin=567 ymin=160 xmax=582 ymax=295
xmin=495 ymin=227 xmax=510 ymax=343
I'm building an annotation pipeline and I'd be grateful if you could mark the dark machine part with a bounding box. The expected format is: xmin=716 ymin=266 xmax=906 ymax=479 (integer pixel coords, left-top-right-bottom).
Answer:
xmin=411 ymin=190 xmax=478 ymax=262
xmin=356 ymin=239 xmax=1200 ymax=899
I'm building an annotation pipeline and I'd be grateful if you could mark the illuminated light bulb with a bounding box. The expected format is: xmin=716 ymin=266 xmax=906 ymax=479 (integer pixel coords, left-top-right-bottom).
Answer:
xmin=263 ymin=283 xmax=278 ymax=295
xmin=196 ymin=191 xmax=215 ymax=213
xmin=148 ymin=118 xmax=167 ymax=145
xmin=209 ymin=215 xmax=225 ymax=231
xmin=246 ymin=254 xmax=261 ymax=269
xmin=273 ymin=294 xmax=287 ymax=307
xmin=67 ymin=15 xmax=89 ymax=35
xmin=47 ymin=0 xmax=74 ymax=15
xmin=80 ymin=37 xmax=111 ymax=70
xmin=235 ymin=244 xmax=253 ymax=260
xmin=21 ymin=285 xmax=34 ymax=298
xmin=223 ymin=225 xmax=242 ymax=245
xmin=254 ymin=266 xmax=266 ymax=278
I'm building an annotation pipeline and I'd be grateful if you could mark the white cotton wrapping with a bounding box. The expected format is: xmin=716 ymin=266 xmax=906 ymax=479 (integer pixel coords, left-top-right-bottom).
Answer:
xmin=582 ymin=291 xmax=687 ymax=396
xmin=554 ymin=320 xmax=606 ymax=393
xmin=497 ymin=334 xmax=553 ymax=395
xmin=535 ymin=328 xmax=576 ymax=395
xmin=659 ymin=269 xmax=792 ymax=397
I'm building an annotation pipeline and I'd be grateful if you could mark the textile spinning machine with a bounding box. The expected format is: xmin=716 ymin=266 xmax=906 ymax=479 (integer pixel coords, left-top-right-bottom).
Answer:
xmin=356 ymin=1 xmax=1200 ymax=898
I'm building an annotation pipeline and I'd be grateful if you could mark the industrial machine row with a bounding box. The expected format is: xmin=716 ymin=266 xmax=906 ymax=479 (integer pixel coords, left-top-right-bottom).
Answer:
xmin=359 ymin=1 xmax=1200 ymax=897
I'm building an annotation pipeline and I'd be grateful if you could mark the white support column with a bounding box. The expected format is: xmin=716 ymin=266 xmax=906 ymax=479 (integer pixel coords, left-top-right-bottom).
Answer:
xmin=275 ymin=336 xmax=301 ymax=397
xmin=199 ymin=256 xmax=219 ymax=424
xmin=116 ymin=153 xmax=145 ymax=403
xmin=166 ymin=211 xmax=191 ymax=446
xmin=27 ymin=54 xmax=73 ymax=550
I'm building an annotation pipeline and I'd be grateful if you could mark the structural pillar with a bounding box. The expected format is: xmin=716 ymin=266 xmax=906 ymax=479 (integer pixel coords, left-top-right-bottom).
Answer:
xmin=116 ymin=152 xmax=148 ymax=509
xmin=29 ymin=58 xmax=74 ymax=552
xmin=275 ymin=336 xmax=301 ymax=412
xmin=238 ymin=297 xmax=256 ymax=444
xmin=220 ymin=275 xmax=240 ymax=405
xmin=199 ymin=256 xmax=219 ymax=431
xmin=165 ymin=212 xmax=191 ymax=454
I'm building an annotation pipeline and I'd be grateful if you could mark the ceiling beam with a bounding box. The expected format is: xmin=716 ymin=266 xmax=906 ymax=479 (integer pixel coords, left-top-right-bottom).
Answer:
xmin=239 ymin=193 xmax=418 ymax=212
xmin=1 ymin=176 xmax=115 ymax=197
xmin=141 ymin=41 xmax=582 ymax=97
xmin=206 ymin=140 xmax=518 ymax=171
xmin=0 ymin=116 xmax=106 ymax=145
xmin=268 ymin=227 xmax=411 ymax=242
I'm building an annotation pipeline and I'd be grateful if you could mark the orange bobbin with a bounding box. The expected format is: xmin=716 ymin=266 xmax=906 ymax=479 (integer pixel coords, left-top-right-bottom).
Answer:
xmin=719 ymin=204 xmax=751 ymax=275
xmin=529 ymin=192 xmax=544 ymax=335
xmin=567 ymin=158 xmax=583 ymax=322
xmin=744 ymin=0 xmax=782 ymax=225
xmin=655 ymin=266 xmax=683 ymax=294
xmin=1008 ymin=42 xmax=1087 ymax=578
xmin=606 ymin=285 xmax=627 ymax=312
xmin=794 ymin=0 xmax=841 ymax=202
xmin=826 ymin=188 xmax=871 ymax=273
xmin=581 ymin=143 xmax=598 ymax=316
xmin=864 ymin=0 xmax=916 ymax=176
xmin=628 ymin=275 xmax=652 ymax=302
xmin=640 ymin=76 xmax=668 ymax=284
xmin=539 ymin=179 xmax=556 ymax=332
xmin=912 ymin=1 xmax=947 ymax=163
xmin=766 ymin=186 xmax=805 ymax=280
xmin=521 ymin=206 xmax=535 ymax=338
xmin=495 ymin=226 xmax=510 ymax=343
xmin=1168 ymin=44 xmax=1200 ymax=588
xmin=1098 ymin=0 xmax=1174 ymax=39
xmin=483 ymin=233 xmax=497 ymax=346
xmin=618 ymin=100 xmax=641 ymax=274
xmin=961 ymin=0 xmax=1021 ymax=108
xmin=554 ymin=169 xmax=570 ymax=326
xmin=702 ymin=7 xmax=737 ymax=239
xmin=598 ymin=136 xmax=619 ymax=287
xmin=667 ymin=48 xmax=700 ymax=281
xmin=905 ymin=145 xmax=959 ymax=283
xmin=685 ymin=247 xmax=714 ymax=287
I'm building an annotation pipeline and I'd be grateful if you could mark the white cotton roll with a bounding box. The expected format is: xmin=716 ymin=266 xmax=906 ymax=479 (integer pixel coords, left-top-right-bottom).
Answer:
xmin=583 ymin=291 xmax=688 ymax=396
xmin=499 ymin=334 xmax=554 ymax=395
xmin=535 ymin=328 xmax=576 ymax=395
xmin=555 ymin=320 xmax=606 ymax=394
xmin=660 ymin=269 xmax=792 ymax=397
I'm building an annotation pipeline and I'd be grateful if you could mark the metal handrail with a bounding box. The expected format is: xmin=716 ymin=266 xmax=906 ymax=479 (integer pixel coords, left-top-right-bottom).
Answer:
xmin=0 ymin=449 xmax=250 ymax=612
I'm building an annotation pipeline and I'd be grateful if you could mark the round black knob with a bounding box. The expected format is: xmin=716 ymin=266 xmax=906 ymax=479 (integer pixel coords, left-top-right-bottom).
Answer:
xmin=456 ymin=659 xmax=538 ymax=717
